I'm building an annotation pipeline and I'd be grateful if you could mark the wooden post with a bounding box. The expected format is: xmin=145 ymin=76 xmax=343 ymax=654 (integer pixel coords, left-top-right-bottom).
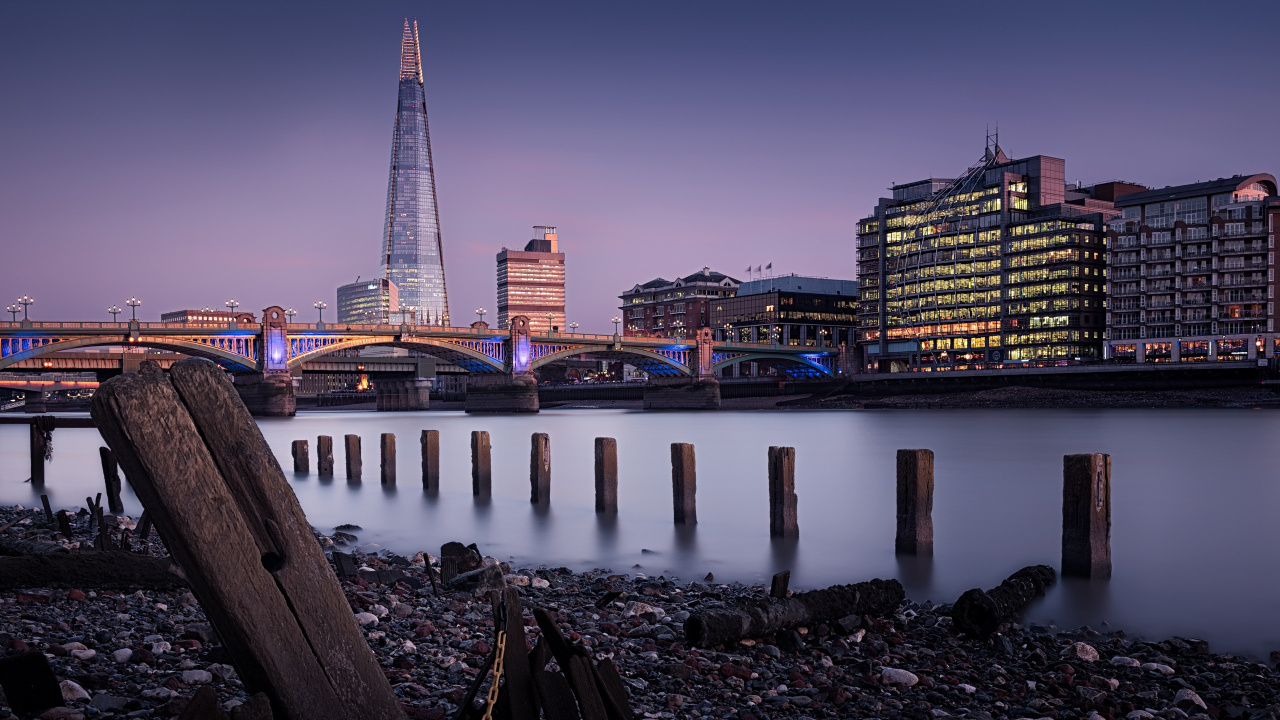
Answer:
xmin=1062 ymin=453 xmax=1111 ymax=579
xmin=768 ymin=446 xmax=798 ymax=538
xmin=90 ymin=358 xmax=406 ymax=719
xmin=895 ymin=449 xmax=934 ymax=555
xmin=380 ymin=433 xmax=395 ymax=486
xmin=770 ymin=570 xmax=790 ymax=599
xmin=471 ymin=430 xmax=491 ymax=497
xmin=40 ymin=494 xmax=53 ymax=524
xmin=594 ymin=437 xmax=617 ymax=513
xmin=317 ymin=435 xmax=334 ymax=477
xmin=530 ymin=432 xmax=550 ymax=504
xmin=671 ymin=443 xmax=696 ymax=524
xmin=29 ymin=420 xmax=46 ymax=487
xmin=420 ymin=430 xmax=439 ymax=492
xmin=99 ymin=447 xmax=124 ymax=514
xmin=344 ymin=434 xmax=361 ymax=481
xmin=292 ymin=440 xmax=309 ymax=474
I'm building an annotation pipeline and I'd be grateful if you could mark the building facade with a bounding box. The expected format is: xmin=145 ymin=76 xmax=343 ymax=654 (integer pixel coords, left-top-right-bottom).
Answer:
xmin=380 ymin=20 xmax=450 ymax=326
xmin=711 ymin=274 xmax=858 ymax=348
xmin=619 ymin=268 xmax=739 ymax=339
xmin=337 ymin=278 xmax=399 ymax=324
xmin=497 ymin=226 xmax=566 ymax=333
xmin=1104 ymin=174 xmax=1280 ymax=362
xmin=160 ymin=309 xmax=256 ymax=324
xmin=856 ymin=146 xmax=1126 ymax=372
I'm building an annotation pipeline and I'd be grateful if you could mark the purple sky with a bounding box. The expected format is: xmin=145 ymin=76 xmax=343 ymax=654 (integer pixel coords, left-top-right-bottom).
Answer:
xmin=2 ymin=1 xmax=1278 ymax=332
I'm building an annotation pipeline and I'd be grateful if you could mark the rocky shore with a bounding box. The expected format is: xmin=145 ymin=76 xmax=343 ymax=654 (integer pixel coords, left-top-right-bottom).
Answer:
xmin=800 ymin=385 xmax=1280 ymax=410
xmin=3 ymin=504 xmax=1280 ymax=720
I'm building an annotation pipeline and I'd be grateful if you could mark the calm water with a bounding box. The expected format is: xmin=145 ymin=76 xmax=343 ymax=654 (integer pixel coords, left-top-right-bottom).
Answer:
xmin=3 ymin=408 xmax=1279 ymax=659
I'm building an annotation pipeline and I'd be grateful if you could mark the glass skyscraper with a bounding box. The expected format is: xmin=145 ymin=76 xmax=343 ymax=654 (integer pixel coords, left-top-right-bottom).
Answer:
xmin=381 ymin=19 xmax=450 ymax=326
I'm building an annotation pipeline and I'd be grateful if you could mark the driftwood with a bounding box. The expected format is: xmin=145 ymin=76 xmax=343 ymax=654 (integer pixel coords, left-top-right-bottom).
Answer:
xmin=0 ymin=536 xmax=68 ymax=556
xmin=91 ymin=359 xmax=405 ymax=720
xmin=0 ymin=551 xmax=182 ymax=589
xmin=951 ymin=564 xmax=1056 ymax=638
xmin=684 ymin=577 xmax=904 ymax=648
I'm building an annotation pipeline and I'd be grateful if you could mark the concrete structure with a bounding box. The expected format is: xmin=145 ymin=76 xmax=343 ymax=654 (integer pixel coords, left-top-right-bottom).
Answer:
xmin=1103 ymin=174 xmax=1280 ymax=363
xmin=856 ymin=142 xmax=1126 ymax=372
xmin=337 ymin=278 xmax=398 ymax=324
xmin=381 ymin=20 xmax=450 ymax=326
xmin=497 ymin=226 xmax=566 ymax=333
xmin=711 ymin=274 xmax=858 ymax=376
xmin=161 ymin=309 xmax=257 ymax=325
xmin=620 ymin=267 xmax=739 ymax=339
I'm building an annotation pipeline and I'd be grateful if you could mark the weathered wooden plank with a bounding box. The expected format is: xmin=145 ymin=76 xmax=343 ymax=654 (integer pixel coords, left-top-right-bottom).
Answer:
xmin=670 ymin=443 xmax=696 ymax=524
xmin=380 ymin=433 xmax=396 ymax=486
xmin=533 ymin=670 xmax=581 ymax=720
xmin=589 ymin=657 xmax=631 ymax=720
xmin=316 ymin=436 xmax=334 ymax=477
xmin=101 ymin=446 xmax=125 ymax=513
xmin=770 ymin=570 xmax=790 ymax=599
xmin=566 ymin=656 xmax=608 ymax=720
xmin=594 ymin=438 xmax=617 ymax=514
xmin=291 ymin=440 xmax=309 ymax=474
xmin=93 ymin=359 xmax=405 ymax=720
xmin=1062 ymin=453 xmax=1111 ymax=579
xmin=421 ymin=429 xmax=439 ymax=492
xmin=345 ymin=434 xmax=362 ymax=481
xmin=895 ymin=449 xmax=934 ymax=555
xmin=471 ymin=431 xmax=491 ymax=497
xmin=492 ymin=588 xmax=536 ymax=720
xmin=768 ymin=446 xmax=798 ymax=538
xmin=530 ymin=432 xmax=550 ymax=504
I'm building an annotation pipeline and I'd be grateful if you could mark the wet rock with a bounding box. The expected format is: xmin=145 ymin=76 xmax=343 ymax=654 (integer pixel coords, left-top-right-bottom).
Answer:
xmin=882 ymin=667 xmax=919 ymax=686
xmin=1063 ymin=641 xmax=1100 ymax=662
xmin=59 ymin=679 xmax=90 ymax=702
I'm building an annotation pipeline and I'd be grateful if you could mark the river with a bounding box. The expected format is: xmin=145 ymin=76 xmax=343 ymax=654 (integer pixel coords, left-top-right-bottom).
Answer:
xmin=3 ymin=407 xmax=1278 ymax=659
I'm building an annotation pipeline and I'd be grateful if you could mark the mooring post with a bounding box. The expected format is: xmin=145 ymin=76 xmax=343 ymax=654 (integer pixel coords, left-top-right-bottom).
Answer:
xmin=344 ymin=434 xmax=361 ymax=481
xmin=530 ymin=432 xmax=550 ymax=504
xmin=317 ymin=435 xmax=334 ymax=477
xmin=380 ymin=433 xmax=396 ymax=486
xmin=99 ymin=447 xmax=124 ymax=514
xmin=671 ymin=442 xmax=697 ymax=524
xmin=895 ymin=449 xmax=934 ymax=555
xmin=291 ymin=440 xmax=309 ymax=474
xmin=471 ymin=430 xmax=491 ymax=497
xmin=770 ymin=570 xmax=790 ymax=599
xmin=29 ymin=420 xmax=46 ymax=487
xmin=1062 ymin=453 xmax=1111 ymax=579
xmin=768 ymin=446 xmax=798 ymax=538
xmin=594 ymin=437 xmax=618 ymax=513
xmin=421 ymin=429 xmax=439 ymax=492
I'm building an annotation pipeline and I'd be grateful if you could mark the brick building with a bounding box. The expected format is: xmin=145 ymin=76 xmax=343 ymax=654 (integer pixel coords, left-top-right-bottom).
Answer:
xmin=619 ymin=267 xmax=739 ymax=339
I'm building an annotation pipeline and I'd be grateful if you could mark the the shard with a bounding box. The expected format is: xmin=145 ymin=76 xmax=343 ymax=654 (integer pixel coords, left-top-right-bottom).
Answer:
xmin=381 ymin=19 xmax=450 ymax=326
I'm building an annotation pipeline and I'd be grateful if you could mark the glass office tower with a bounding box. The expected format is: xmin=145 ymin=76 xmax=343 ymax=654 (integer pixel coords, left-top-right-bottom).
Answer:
xmin=381 ymin=19 xmax=450 ymax=326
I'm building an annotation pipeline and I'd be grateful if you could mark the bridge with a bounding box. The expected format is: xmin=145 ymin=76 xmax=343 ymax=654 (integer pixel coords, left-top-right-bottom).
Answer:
xmin=0 ymin=307 xmax=849 ymax=414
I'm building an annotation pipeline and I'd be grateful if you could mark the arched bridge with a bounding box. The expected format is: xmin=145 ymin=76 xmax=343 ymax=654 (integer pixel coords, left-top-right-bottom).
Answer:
xmin=0 ymin=308 xmax=847 ymax=379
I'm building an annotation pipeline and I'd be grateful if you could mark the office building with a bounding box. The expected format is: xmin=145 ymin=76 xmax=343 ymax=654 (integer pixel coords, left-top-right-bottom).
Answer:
xmin=1104 ymin=174 xmax=1280 ymax=362
xmin=619 ymin=267 xmax=739 ymax=339
xmin=497 ymin=226 xmax=566 ymax=333
xmin=380 ymin=20 xmax=450 ymax=326
xmin=337 ymin=278 xmax=398 ymax=324
xmin=856 ymin=144 xmax=1126 ymax=372
xmin=711 ymin=274 xmax=858 ymax=347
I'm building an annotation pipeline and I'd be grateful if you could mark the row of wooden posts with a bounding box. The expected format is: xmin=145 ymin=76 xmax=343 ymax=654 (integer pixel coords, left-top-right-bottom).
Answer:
xmin=288 ymin=435 xmax=1111 ymax=579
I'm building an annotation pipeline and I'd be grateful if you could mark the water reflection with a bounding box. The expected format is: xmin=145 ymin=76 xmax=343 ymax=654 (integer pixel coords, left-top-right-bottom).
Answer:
xmin=895 ymin=553 xmax=934 ymax=596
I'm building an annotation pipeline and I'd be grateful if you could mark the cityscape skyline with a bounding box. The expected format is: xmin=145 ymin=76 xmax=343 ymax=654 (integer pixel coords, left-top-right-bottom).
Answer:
xmin=1 ymin=2 xmax=1278 ymax=332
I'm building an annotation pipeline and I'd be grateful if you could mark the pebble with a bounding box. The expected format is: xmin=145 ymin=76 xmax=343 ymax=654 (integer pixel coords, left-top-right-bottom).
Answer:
xmin=60 ymin=680 xmax=90 ymax=702
xmin=354 ymin=612 xmax=379 ymax=626
xmin=182 ymin=669 xmax=214 ymax=684
xmin=113 ymin=648 xmax=133 ymax=663
xmin=1063 ymin=641 xmax=1101 ymax=661
xmin=882 ymin=667 xmax=919 ymax=686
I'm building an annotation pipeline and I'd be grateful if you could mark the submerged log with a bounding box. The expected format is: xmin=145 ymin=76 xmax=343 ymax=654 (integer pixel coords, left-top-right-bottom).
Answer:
xmin=951 ymin=564 xmax=1056 ymax=638
xmin=684 ymin=577 xmax=904 ymax=648
xmin=0 ymin=551 xmax=184 ymax=590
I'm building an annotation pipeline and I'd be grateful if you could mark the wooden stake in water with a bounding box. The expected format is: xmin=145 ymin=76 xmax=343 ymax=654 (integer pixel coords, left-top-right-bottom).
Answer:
xmin=420 ymin=430 xmax=439 ymax=492
xmin=380 ymin=433 xmax=395 ymax=486
xmin=291 ymin=440 xmax=309 ymax=474
xmin=100 ymin=447 xmax=124 ymax=514
xmin=768 ymin=446 xmax=798 ymax=538
xmin=594 ymin=437 xmax=618 ymax=513
xmin=671 ymin=443 xmax=696 ymax=524
xmin=471 ymin=431 xmax=491 ymax=497
xmin=317 ymin=435 xmax=334 ymax=478
xmin=530 ymin=433 xmax=550 ymax=504
xmin=344 ymin=435 xmax=361 ymax=481
xmin=895 ymin=449 xmax=934 ymax=555
xmin=1062 ymin=453 xmax=1111 ymax=579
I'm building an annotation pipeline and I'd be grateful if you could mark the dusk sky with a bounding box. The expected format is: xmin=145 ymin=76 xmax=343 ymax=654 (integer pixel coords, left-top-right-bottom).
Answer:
xmin=2 ymin=1 xmax=1278 ymax=332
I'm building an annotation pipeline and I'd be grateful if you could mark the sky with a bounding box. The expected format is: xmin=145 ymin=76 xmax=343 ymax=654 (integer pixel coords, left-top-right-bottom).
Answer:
xmin=2 ymin=1 xmax=1278 ymax=332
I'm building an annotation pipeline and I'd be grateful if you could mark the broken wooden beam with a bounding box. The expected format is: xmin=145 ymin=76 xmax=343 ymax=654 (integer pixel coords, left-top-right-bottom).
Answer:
xmin=951 ymin=564 xmax=1056 ymax=638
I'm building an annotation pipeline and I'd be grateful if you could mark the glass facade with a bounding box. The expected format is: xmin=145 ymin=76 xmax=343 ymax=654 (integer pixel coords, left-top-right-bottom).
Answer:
xmin=337 ymin=278 xmax=399 ymax=324
xmin=381 ymin=20 xmax=450 ymax=326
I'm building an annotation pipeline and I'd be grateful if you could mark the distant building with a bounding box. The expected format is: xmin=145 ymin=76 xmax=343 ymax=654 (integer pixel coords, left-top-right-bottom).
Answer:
xmin=619 ymin=267 xmax=739 ymax=339
xmin=497 ymin=226 xmax=566 ymax=333
xmin=711 ymin=274 xmax=858 ymax=347
xmin=1104 ymin=174 xmax=1280 ymax=363
xmin=856 ymin=144 xmax=1125 ymax=372
xmin=337 ymin=278 xmax=398 ymax=324
xmin=161 ymin=309 xmax=256 ymax=324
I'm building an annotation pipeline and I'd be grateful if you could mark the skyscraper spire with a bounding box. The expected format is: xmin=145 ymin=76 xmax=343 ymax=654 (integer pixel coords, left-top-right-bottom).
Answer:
xmin=382 ymin=18 xmax=450 ymax=326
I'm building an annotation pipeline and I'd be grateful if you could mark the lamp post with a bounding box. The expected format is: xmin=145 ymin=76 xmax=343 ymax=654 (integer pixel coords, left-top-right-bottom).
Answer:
xmin=569 ymin=321 xmax=579 ymax=333
xmin=476 ymin=307 xmax=486 ymax=325
xmin=611 ymin=316 xmax=621 ymax=335
xmin=126 ymin=297 xmax=142 ymax=321
xmin=285 ymin=308 xmax=297 ymax=324
xmin=108 ymin=305 xmax=122 ymax=322
xmin=5 ymin=304 xmax=17 ymax=321
xmin=314 ymin=300 xmax=327 ymax=324
xmin=17 ymin=296 xmax=34 ymax=320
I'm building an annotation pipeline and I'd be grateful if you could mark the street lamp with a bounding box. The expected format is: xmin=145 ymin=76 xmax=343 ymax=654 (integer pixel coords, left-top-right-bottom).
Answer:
xmin=5 ymin=305 xmax=18 ymax=321
xmin=611 ymin=316 xmax=621 ymax=334
xmin=569 ymin=321 xmax=579 ymax=333
xmin=476 ymin=307 xmax=486 ymax=325
xmin=126 ymin=297 xmax=142 ymax=321
xmin=546 ymin=312 xmax=555 ymax=333
xmin=285 ymin=308 xmax=297 ymax=324
xmin=224 ymin=299 xmax=239 ymax=317
xmin=108 ymin=305 xmax=122 ymax=322
xmin=17 ymin=296 xmax=34 ymax=320
xmin=314 ymin=300 xmax=327 ymax=324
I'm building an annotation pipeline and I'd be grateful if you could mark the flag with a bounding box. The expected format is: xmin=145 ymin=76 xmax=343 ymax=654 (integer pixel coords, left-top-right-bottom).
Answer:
xmin=755 ymin=265 xmax=762 ymax=273
xmin=766 ymin=263 xmax=772 ymax=270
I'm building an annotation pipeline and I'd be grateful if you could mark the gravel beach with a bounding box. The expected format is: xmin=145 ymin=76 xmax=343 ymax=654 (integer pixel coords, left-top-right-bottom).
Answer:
xmin=3 ymin=504 xmax=1279 ymax=720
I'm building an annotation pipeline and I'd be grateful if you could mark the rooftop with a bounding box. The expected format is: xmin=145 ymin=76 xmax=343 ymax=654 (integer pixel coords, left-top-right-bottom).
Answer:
xmin=1115 ymin=174 xmax=1277 ymax=206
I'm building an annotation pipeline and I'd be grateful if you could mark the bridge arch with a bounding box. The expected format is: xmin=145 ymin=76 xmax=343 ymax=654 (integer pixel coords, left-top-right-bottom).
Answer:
xmin=712 ymin=352 xmax=835 ymax=378
xmin=529 ymin=345 xmax=691 ymax=376
xmin=0 ymin=336 xmax=258 ymax=371
xmin=286 ymin=337 xmax=505 ymax=373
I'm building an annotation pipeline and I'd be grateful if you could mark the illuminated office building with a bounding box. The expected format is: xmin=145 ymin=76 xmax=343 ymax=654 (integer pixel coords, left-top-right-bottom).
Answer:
xmin=711 ymin=274 xmax=858 ymax=347
xmin=856 ymin=144 xmax=1127 ymax=372
xmin=1104 ymin=174 xmax=1280 ymax=363
xmin=497 ymin=226 xmax=566 ymax=333
xmin=380 ymin=19 xmax=450 ymax=326
xmin=619 ymin=268 xmax=739 ymax=339
xmin=337 ymin=278 xmax=398 ymax=324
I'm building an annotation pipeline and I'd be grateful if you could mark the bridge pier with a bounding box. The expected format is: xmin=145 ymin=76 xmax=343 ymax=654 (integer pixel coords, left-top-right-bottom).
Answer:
xmin=232 ymin=373 xmax=295 ymax=417
xmin=374 ymin=378 xmax=430 ymax=411
xmin=464 ymin=375 xmax=539 ymax=413
xmin=642 ymin=378 xmax=721 ymax=410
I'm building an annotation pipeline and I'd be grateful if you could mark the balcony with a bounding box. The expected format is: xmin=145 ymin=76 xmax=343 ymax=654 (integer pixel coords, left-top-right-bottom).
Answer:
xmin=1182 ymin=247 xmax=1212 ymax=258
xmin=1219 ymin=241 xmax=1267 ymax=254
xmin=1219 ymin=276 xmax=1267 ymax=288
xmin=1111 ymin=268 xmax=1140 ymax=280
